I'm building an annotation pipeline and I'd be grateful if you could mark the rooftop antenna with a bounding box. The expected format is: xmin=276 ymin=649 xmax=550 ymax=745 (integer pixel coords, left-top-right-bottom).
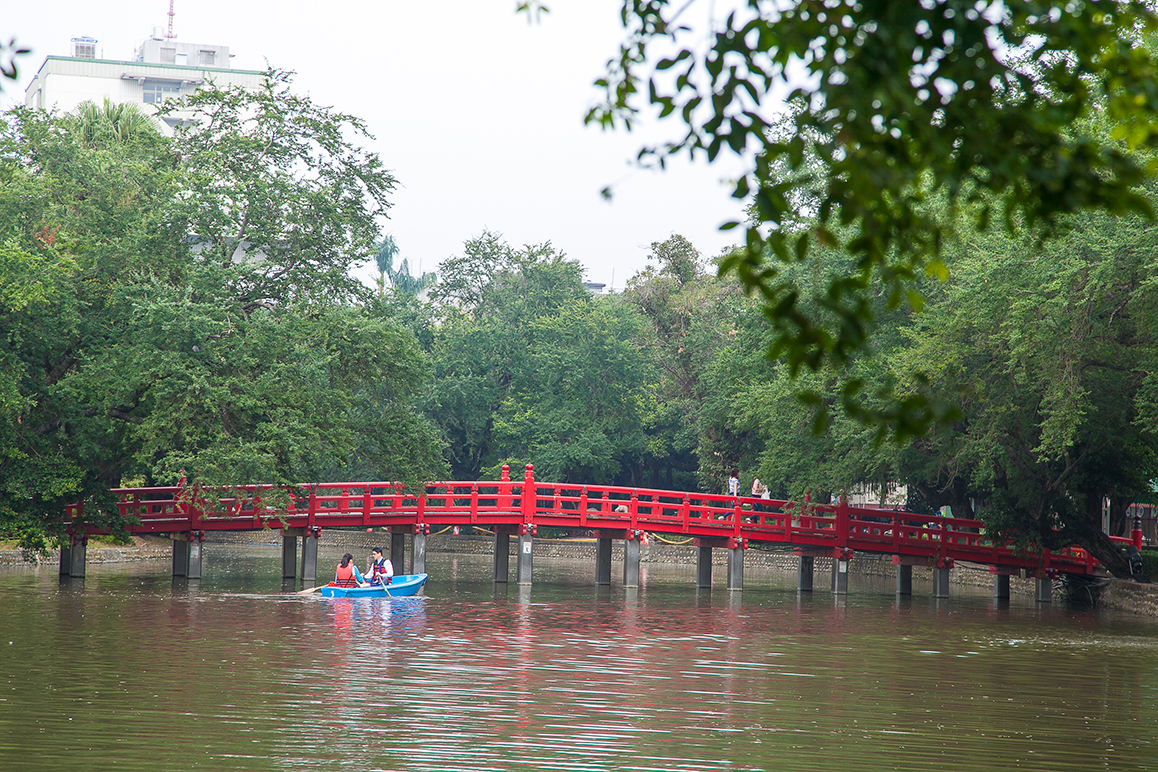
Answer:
xmin=166 ymin=0 xmax=177 ymax=39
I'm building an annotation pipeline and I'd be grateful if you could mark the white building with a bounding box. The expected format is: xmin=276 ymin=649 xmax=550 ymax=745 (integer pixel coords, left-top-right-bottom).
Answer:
xmin=24 ymin=31 xmax=265 ymax=131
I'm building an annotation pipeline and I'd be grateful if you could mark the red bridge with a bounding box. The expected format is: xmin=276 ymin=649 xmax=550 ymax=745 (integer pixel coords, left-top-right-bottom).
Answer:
xmin=62 ymin=464 xmax=1137 ymax=602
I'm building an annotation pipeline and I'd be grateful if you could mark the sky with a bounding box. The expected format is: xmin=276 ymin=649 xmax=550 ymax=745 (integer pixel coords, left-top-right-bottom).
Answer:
xmin=4 ymin=0 xmax=754 ymax=291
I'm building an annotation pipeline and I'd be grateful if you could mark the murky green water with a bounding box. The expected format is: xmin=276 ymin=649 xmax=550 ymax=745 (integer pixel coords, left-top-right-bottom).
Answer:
xmin=1 ymin=547 xmax=1156 ymax=771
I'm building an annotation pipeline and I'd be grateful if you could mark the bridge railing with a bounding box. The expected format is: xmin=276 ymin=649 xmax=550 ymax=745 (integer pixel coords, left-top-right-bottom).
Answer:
xmin=64 ymin=472 xmax=1133 ymax=575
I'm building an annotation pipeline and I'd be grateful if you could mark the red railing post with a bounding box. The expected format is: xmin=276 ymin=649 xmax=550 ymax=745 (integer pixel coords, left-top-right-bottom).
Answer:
xmin=1133 ymin=508 xmax=1144 ymax=551
xmin=522 ymin=464 xmax=536 ymax=524
xmin=836 ymin=493 xmax=849 ymax=547
xmin=681 ymin=493 xmax=690 ymax=531
xmin=499 ymin=465 xmax=512 ymax=513
xmin=580 ymin=486 xmax=589 ymax=527
xmin=363 ymin=485 xmax=373 ymax=527
xmin=308 ymin=485 xmax=317 ymax=532
xmin=630 ymin=489 xmax=638 ymax=532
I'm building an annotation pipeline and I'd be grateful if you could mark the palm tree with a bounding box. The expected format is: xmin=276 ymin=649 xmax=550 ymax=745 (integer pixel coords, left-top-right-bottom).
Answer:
xmin=375 ymin=235 xmax=436 ymax=296
xmin=64 ymin=99 xmax=159 ymax=147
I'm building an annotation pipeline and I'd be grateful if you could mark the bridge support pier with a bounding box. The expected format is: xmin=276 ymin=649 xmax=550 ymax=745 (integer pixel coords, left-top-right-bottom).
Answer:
xmin=994 ymin=574 xmax=1010 ymax=600
xmin=187 ymin=539 xmax=203 ymax=580
xmin=797 ymin=556 xmax=814 ymax=592
xmin=390 ymin=532 xmax=406 ymax=575
xmin=896 ymin=564 xmax=913 ymax=596
xmin=282 ymin=533 xmax=298 ymax=580
xmin=1035 ymin=575 xmax=1052 ymax=603
xmin=832 ymin=558 xmax=849 ymax=595
xmin=517 ymin=533 xmax=533 ymax=586
xmin=493 ymin=532 xmax=510 ymax=583
xmin=60 ymin=536 xmax=86 ymax=578
xmin=411 ymin=531 xmax=426 ymax=575
xmin=173 ymin=537 xmax=190 ymax=577
xmin=623 ymin=535 xmax=641 ymax=588
xmin=990 ymin=566 xmax=1016 ymax=600
xmin=933 ymin=566 xmax=951 ymax=598
xmin=696 ymin=544 xmax=713 ymax=589
xmin=595 ymin=537 xmax=612 ymax=585
xmin=727 ymin=545 xmax=743 ymax=591
xmin=300 ymin=530 xmax=318 ymax=585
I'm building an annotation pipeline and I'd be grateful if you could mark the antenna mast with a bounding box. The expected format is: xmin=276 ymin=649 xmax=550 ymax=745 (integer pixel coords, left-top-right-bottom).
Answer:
xmin=166 ymin=0 xmax=176 ymax=39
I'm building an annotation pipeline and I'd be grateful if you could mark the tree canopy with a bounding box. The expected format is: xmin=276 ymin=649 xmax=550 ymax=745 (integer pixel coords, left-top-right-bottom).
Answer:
xmin=0 ymin=73 xmax=445 ymax=553
xmin=591 ymin=0 xmax=1158 ymax=438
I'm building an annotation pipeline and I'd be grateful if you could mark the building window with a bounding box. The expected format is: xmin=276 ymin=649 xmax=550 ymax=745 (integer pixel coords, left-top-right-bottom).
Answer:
xmin=142 ymin=81 xmax=182 ymax=104
xmin=160 ymin=47 xmax=176 ymax=64
xmin=199 ymin=50 xmax=215 ymax=66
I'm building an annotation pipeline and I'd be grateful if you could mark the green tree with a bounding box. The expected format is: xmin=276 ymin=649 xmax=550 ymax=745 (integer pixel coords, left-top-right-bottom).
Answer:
xmin=0 ymin=76 xmax=446 ymax=553
xmin=63 ymin=100 xmax=160 ymax=147
xmin=425 ymin=232 xmax=654 ymax=483
xmin=492 ymin=297 xmax=652 ymax=483
xmin=624 ymin=235 xmax=746 ymax=490
xmin=375 ymin=234 xmax=436 ymax=296
xmin=592 ymin=1 xmax=1158 ymax=437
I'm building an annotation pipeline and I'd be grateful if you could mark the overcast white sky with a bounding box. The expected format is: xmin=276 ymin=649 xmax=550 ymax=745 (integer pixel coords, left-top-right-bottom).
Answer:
xmin=4 ymin=0 xmax=755 ymax=291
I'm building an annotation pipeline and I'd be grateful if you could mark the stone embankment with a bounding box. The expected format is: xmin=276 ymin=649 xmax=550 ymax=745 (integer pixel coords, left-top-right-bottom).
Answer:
xmin=0 ymin=535 xmax=171 ymax=567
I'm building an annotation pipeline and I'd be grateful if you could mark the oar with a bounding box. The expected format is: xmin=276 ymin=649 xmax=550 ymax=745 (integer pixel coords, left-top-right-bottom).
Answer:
xmin=297 ymin=585 xmax=323 ymax=595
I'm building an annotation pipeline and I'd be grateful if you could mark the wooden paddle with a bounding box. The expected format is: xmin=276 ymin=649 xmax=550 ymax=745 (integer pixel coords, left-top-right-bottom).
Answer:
xmin=297 ymin=585 xmax=323 ymax=595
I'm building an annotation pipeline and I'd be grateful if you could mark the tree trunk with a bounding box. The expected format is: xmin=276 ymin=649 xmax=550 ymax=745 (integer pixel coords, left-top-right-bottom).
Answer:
xmin=1108 ymin=497 xmax=1131 ymax=537
xmin=1074 ymin=525 xmax=1147 ymax=581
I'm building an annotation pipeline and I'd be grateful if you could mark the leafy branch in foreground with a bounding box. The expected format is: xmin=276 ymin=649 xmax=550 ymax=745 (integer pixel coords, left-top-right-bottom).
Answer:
xmin=592 ymin=0 xmax=1158 ymax=439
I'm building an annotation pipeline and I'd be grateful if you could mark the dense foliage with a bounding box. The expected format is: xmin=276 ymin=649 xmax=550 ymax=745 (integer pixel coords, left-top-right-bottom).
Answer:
xmin=0 ymin=77 xmax=446 ymax=553
xmin=592 ymin=0 xmax=1158 ymax=440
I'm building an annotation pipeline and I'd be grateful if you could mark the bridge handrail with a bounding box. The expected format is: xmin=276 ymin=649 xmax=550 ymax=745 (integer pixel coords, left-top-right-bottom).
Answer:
xmin=59 ymin=477 xmax=1132 ymax=576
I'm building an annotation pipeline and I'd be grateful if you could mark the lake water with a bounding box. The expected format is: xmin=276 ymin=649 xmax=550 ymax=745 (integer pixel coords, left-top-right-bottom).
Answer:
xmin=1 ymin=546 xmax=1156 ymax=771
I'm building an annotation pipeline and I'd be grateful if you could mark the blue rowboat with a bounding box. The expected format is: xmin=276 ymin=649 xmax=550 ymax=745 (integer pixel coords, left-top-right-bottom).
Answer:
xmin=319 ymin=574 xmax=428 ymax=598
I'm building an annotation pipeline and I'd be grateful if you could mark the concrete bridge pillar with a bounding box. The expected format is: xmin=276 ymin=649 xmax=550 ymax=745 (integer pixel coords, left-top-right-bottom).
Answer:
xmin=493 ymin=532 xmax=510 ymax=583
xmin=61 ymin=535 xmax=86 ymax=578
xmin=517 ymin=533 xmax=533 ymax=586
xmin=832 ymin=558 xmax=849 ymax=595
xmin=727 ymin=544 xmax=744 ymax=591
xmin=300 ymin=529 xmax=318 ymax=585
xmin=896 ymin=564 xmax=913 ymax=596
xmin=623 ymin=534 xmax=641 ymax=588
xmin=994 ymin=573 xmax=1011 ymax=600
xmin=892 ymin=555 xmax=925 ymax=596
xmin=173 ymin=537 xmax=190 ymax=577
xmin=59 ymin=540 xmax=72 ymax=577
xmin=595 ymin=536 xmax=612 ymax=585
xmin=933 ymin=565 xmax=951 ymax=598
xmin=186 ymin=537 xmax=203 ymax=580
xmin=1035 ymin=575 xmax=1052 ymax=603
xmin=990 ymin=566 xmax=1015 ymax=600
xmin=411 ymin=529 xmax=427 ymax=575
xmin=696 ymin=544 xmax=712 ymax=589
xmin=390 ymin=531 xmax=406 ymax=575
xmin=282 ymin=532 xmax=298 ymax=580
xmin=798 ymin=556 xmax=814 ymax=592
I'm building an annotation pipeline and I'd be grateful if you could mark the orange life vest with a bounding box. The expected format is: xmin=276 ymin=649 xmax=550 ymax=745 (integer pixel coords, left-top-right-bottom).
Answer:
xmin=334 ymin=563 xmax=358 ymax=587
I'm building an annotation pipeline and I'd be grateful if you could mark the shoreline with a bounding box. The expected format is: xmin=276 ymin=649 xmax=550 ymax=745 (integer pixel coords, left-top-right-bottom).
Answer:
xmin=4 ymin=529 xmax=1154 ymax=615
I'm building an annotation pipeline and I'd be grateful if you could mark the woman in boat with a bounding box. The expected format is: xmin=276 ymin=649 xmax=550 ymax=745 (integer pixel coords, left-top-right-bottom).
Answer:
xmin=334 ymin=553 xmax=366 ymax=588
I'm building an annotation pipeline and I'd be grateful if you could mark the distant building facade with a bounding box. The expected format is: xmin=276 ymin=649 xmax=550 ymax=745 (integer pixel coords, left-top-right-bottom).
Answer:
xmin=24 ymin=31 xmax=265 ymax=131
